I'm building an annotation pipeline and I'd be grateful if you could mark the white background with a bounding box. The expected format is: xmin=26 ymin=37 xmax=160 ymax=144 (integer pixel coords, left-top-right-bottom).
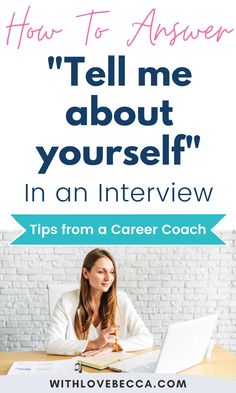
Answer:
xmin=0 ymin=0 xmax=235 ymax=229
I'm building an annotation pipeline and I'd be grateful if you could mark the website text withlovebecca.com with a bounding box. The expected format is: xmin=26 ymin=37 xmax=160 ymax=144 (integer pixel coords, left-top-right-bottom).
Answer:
xmin=49 ymin=377 xmax=187 ymax=389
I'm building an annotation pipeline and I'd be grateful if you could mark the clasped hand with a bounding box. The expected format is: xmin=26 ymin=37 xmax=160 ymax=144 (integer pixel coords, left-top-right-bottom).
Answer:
xmin=81 ymin=326 xmax=120 ymax=357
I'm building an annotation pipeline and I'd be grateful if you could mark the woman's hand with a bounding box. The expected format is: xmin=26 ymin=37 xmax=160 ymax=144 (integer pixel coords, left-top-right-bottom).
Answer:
xmin=83 ymin=325 xmax=120 ymax=352
xmin=95 ymin=326 xmax=119 ymax=348
xmin=81 ymin=343 xmax=116 ymax=357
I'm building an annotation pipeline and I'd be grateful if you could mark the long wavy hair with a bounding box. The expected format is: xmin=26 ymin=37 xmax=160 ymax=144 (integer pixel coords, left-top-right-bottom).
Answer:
xmin=74 ymin=248 xmax=117 ymax=339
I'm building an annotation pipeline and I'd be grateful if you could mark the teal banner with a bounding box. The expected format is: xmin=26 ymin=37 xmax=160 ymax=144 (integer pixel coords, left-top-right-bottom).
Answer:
xmin=11 ymin=214 xmax=225 ymax=245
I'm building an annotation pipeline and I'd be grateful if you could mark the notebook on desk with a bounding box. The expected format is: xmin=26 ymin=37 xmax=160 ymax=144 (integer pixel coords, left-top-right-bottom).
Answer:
xmin=7 ymin=358 xmax=81 ymax=375
xmin=75 ymin=351 xmax=135 ymax=370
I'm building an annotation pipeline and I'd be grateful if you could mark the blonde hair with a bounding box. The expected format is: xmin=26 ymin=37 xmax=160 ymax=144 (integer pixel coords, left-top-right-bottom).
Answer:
xmin=74 ymin=249 xmax=117 ymax=339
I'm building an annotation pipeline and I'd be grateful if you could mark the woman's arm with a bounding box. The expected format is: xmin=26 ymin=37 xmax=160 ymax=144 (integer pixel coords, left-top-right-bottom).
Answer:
xmin=118 ymin=293 xmax=153 ymax=351
xmin=46 ymin=297 xmax=118 ymax=355
xmin=45 ymin=297 xmax=88 ymax=355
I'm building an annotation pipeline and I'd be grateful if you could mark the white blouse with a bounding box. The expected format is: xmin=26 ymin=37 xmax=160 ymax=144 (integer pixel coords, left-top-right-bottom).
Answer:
xmin=45 ymin=290 xmax=153 ymax=355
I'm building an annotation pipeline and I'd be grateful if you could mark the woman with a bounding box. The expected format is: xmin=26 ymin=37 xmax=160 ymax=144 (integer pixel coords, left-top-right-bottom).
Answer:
xmin=46 ymin=248 xmax=153 ymax=356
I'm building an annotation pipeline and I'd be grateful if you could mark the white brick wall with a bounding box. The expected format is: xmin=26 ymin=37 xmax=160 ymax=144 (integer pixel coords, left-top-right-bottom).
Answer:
xmin=0 ymin=231 xmax=236 ymax=352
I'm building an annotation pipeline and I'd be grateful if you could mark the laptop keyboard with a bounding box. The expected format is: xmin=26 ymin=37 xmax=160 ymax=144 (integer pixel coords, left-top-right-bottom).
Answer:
xmin=110 ymin=349 xmax=160 ymax=373
xmin=130 ymin=361 xmax=157 ymax=373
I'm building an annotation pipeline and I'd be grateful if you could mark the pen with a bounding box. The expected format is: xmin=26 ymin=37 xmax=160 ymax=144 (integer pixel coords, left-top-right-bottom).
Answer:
xmin=114 ymin=338 xmax=119 ymax=352
xmin=113 ymin=325 xmax=119 ymax=352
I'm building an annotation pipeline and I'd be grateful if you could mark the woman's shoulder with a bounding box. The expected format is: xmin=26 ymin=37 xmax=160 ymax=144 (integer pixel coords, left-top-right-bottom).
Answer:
xmin=60 ymin=289 xmax=80 ymax=306
xmin=117 ymin=290 xmax=130 ymax=304
xmin=117 ymin=291 xmax=135 ymax=316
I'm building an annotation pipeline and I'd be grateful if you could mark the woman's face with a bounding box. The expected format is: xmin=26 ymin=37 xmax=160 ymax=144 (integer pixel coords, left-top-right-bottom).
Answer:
xmin=83 ymin=257 xmax=115 ymax=293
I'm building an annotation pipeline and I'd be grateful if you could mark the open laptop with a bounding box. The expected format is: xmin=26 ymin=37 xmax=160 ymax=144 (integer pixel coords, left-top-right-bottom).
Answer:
xmin=110 ymin=314 xmax=218 ymax=374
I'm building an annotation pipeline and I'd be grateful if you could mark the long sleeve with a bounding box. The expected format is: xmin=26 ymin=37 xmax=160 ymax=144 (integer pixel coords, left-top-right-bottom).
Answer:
xmin=45 ymin=289 xmax=153 ymax=355
xmin=117 ymin=292 xmax=153 ymax=351
xmin=45 ymin=294 xmax=88 ymax=356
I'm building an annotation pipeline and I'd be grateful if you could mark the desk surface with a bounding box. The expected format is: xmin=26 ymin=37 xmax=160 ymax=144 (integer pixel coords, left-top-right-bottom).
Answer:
xmin=0 ymin=345 xmax=236 ymax=377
